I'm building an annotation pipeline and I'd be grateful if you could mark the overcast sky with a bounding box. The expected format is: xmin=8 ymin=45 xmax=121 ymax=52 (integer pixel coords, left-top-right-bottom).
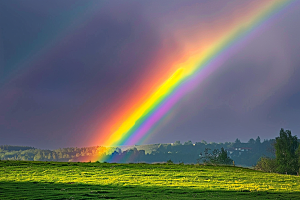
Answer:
xmin=1 ymin=0 xmax=300 ymax=149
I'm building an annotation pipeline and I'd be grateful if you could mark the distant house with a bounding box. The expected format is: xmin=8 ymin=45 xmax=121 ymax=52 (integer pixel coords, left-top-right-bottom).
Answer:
xmin=233 ymin=147 xmax=252 ymax=151
xmin=240 ymin=147 xmax=251 ymax=152
xmin=226 ymin=148 xmax=235 ymax=155
xmin=225 ymin=147 xmax=252 ymax=157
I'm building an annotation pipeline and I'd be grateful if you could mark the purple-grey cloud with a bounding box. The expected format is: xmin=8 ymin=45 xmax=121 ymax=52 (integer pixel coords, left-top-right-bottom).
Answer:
xmin=0 ymin=0 xmax=300 ymax=149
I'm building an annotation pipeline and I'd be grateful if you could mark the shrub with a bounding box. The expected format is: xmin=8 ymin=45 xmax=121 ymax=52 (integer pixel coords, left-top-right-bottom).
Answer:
xmin=255 ymin=157 xmax=277 ymax=173
xmin=198 ymin=148 xmax=233 ymax=165
xmin=166 ymin=159 xmax=173 ymax=164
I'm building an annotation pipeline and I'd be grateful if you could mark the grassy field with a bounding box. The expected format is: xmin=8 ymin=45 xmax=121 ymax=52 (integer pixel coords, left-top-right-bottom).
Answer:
xmin=0 ymin=160 xmax=299 ymax=199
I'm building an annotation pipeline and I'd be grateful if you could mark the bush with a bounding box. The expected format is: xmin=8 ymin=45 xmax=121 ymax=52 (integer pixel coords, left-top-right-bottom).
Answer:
xmin=255 ymin=157 xmax=277 ymax=173
xmin=198 ymin=148 xmax=233 ymax=165
xmin=166 ymin=159 xmax=173 ymax=164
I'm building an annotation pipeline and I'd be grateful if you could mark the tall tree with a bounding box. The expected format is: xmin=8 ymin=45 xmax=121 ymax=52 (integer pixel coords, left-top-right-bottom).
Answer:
xmin=184 ymin=140 xmax=193 ymax=146
xmin=274 ymin=128 xmax=299 ymax=174
xmin=234 ymin=138 xmax=241 ymax=148
xmin=255 ymin=136 xmax=261 ymax=144
xmin=248 ymin=138 xmax=255 ymax=145
xmin=173 ymin=141 xmax=181 ymax=146
xmin=217 ymin=147 xmax=233 ymax=165
xmin=235 ymin=138 xmax=241 ymax=144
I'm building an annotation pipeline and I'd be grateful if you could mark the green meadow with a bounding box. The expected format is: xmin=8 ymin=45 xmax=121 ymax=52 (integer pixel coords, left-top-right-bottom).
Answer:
xmin=1 ymin=161 xmax=300 ymax=199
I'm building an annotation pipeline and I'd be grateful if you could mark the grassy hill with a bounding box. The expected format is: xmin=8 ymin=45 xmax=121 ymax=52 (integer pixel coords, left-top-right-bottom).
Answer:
xmin=1 ymin=160 xmax=299 ymax=199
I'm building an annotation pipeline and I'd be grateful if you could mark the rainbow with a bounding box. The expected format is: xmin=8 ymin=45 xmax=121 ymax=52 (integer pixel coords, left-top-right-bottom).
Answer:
xmin=94 ymin=0 xmax=295 ymax=162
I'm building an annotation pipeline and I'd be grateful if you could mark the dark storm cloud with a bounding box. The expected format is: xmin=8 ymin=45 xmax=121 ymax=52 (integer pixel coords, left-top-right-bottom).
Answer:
xmin=147 ymin=4 xmax=300 ymax=144
xmin=0 ymin=1 xmax=163 ymax=148
xmin=0 ymin=0 xmax=84 ymax=73
xmin=1 ymin=0 xmax=300 ymax=148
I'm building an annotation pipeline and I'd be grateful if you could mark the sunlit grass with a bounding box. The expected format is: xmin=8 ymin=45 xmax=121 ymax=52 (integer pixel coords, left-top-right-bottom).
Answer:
xmin=0 ymin=160 xmax=299 ymax=199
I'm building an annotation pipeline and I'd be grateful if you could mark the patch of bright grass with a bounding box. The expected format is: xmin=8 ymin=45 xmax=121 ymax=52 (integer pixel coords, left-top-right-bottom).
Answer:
xmin=0 ymin=160 xmax=299 ymax=199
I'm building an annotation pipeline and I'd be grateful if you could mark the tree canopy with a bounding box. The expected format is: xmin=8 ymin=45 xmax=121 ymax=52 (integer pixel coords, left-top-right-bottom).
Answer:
xmin=274 ymin=128 xmax=299 ymax=174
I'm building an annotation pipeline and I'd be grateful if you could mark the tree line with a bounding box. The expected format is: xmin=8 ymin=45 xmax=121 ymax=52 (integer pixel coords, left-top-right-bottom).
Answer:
xmin=0 ymin=146 xmax=119 ymax=162
xmin=107 ymin=137 xmax=274 ymax=166
xmin=1 ymin=136 xmax=277 ymax=166
xmin=1 ymin=129 xmax=298 ymax=175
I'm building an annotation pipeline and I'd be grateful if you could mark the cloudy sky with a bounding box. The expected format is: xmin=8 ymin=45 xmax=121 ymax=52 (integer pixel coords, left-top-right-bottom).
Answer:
xmin=1 ymin=0 xmax=300 ymax=149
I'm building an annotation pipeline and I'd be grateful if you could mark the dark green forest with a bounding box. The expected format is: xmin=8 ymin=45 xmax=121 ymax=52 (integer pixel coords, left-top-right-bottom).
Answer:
xmin=0 ymin=136 xmax=277 ymax=167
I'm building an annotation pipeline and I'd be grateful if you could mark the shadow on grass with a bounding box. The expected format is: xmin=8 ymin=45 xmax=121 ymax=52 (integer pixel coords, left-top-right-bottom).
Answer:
xmin=0 ymin=181 xmax=299 ymax=200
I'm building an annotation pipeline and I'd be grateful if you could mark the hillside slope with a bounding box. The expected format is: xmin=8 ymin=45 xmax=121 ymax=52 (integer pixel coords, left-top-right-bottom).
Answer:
xmin=1 ymin=161 xmax=299 ymax=199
